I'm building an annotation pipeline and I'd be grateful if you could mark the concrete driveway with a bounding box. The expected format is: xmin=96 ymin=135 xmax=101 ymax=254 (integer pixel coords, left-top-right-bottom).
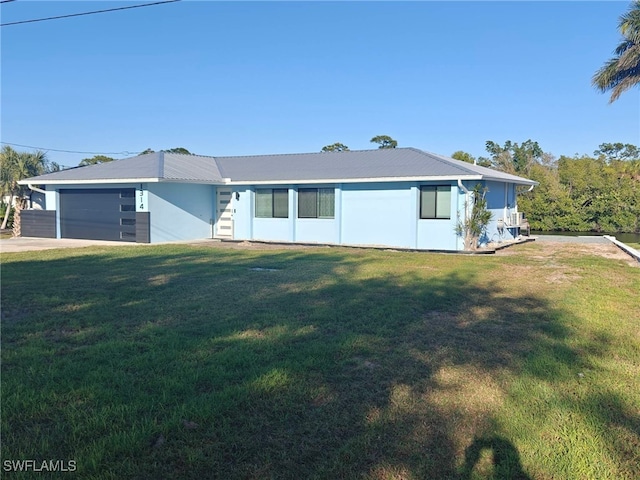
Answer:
xmin=532 ymin=234 xmax=610 ymax=244
xmin=0 ymin=237 xmax=142 ymax=253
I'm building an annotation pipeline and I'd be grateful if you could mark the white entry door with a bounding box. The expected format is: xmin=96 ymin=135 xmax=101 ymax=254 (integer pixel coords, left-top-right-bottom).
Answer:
xmin=215 ymin=188 xmax=234 ymax=238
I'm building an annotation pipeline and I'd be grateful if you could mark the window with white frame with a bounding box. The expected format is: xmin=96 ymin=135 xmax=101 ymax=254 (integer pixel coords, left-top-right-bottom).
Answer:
xmin=420 ymin=186 xmax=451 ymax=219
xmin=298 ymin=188 xmax=335 ymax=218
xmin=255 ymin=188 xmax=289 ymax=218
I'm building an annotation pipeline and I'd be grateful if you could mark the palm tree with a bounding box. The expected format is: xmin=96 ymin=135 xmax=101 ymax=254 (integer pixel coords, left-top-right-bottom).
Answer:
xmin=0 ymin=146 xmax=47 ymax=230
xmin=593 ymin=1 xmax=640 ymax=103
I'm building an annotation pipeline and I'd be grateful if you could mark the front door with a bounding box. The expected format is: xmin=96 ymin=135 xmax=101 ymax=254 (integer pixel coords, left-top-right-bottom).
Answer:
xmin=215 ymin=188 xmax=234 ymax=238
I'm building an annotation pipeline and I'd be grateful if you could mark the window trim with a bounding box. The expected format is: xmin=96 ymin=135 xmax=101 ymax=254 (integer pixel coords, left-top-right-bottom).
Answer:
xmin=255 ymin=188 xmax=289 ymax=218
xmin=297 ymin=188 xmax=335 ymax=219
xmin=420 ymin=185 xmax=452 ymax=220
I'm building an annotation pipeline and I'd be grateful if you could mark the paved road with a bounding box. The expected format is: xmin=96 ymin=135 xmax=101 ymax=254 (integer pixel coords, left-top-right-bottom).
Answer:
xmin=0 ymin=237 xmax=143 ymax=253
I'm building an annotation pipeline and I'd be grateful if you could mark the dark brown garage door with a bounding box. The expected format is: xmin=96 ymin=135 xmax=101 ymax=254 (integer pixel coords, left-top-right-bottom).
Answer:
xmin=60 ymin=189 xmax=136 ymax=242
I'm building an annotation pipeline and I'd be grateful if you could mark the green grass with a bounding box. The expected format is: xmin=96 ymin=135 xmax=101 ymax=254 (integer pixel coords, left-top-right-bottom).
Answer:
xmin=1 ymin=243 xmax=639 ymax=479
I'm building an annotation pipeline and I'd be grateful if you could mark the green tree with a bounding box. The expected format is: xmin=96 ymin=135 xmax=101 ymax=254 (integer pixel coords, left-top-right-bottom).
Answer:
xmin=370 ymin=135 xmax=397 ymax=149
xmin=48 ymin=162 xmax=61 ymax=173
xmin=0 ymin=146 xmax=47 ymax=229
xmin=482 ymin=140 xmax=543 ymax=174
xmin=164 ymin=147 xmax=191 ymax=154
xmin=321 ymin=143 xmax=350 ymax=152
xmin=517 ymin=158 xmax=579 ymax=231
xmin=79 ymin=155 xmax=115 ymax=166
xmin=451 ymin=151 xmax=476 ymax=164
xmin=140 ymin=147 xmax=192 ymax=155
xmin=593 ymin=142 xmax=640 ymax=162
xmin=593 ymin=1 xmax=640 ymax=102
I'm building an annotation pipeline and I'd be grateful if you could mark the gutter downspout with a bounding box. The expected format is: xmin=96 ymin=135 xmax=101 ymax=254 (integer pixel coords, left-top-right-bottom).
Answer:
xmin=27 ymin=184 xmax=47 ymax=209
xmin=27 ymin=184 xmax=46 ymax=194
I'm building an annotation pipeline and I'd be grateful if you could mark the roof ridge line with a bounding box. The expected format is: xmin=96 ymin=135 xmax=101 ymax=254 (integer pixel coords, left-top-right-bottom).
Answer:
xmin=163 ymin=152 xmax=218 ymax=160
xmin=412 ymin=148 xmax=479 ymax=175
xmin=215 ymin=147 xmax=413 ymax=160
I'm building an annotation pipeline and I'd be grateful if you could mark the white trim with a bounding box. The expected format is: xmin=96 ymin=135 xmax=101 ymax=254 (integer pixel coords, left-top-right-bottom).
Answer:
xmin=226 ymin=175 xmax=484 ymax=186
xmin=17 ymin=178 xmax=225 ymax=186
xmin=18 ymin=178 xmax=161 ymax=186
xmin=19 ymin=174 xmax=537 ymax=187
xmin=27 ymin=184 xmax=47 ymax=194
xmin=483 ymin=176 xmax=537 ymax=186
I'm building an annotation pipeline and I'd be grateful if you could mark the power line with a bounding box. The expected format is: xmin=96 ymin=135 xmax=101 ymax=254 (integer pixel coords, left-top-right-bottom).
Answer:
xmin=1 ymin=0 xmax=180 ymax=27
xmin=1 ymin=142 xmax=137 ymax=156
xmin=0 ymin=1 xmax=18 ymax=4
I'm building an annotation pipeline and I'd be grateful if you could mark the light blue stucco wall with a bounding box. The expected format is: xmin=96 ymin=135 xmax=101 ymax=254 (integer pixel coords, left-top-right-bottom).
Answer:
xmin=147 ymin=183 xmax=213 ymax=243
xmin=43 ymin=183 xmax=212 ymax=242
xmin=341 ymin=182 xmax=416 ymax=248
xmin=231 ymin=182 xmax=463 ymax=251
xmin=232 ymin=186 xmax=341 ymax=244
xmin=483 ymin=180 xmax=519 ymax=244
xmin=44 ymin=186 xmax=56 ymax=211
xmin=294 ymin=184 xmax=340 ymax=244
xmin=416 ymin=183 xmax=462 ymax=251
xmin=42 ymin=179 xmax=522 ymax=249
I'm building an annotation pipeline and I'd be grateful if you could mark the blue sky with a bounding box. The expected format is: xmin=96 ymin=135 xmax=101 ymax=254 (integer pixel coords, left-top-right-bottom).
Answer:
xmin=1 ymin=1 xmax=639 ymax=168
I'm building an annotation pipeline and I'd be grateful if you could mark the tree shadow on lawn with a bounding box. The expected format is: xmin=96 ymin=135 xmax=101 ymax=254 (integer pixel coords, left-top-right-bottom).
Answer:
xmin=0 ymin=246 xmax=633 ymax=479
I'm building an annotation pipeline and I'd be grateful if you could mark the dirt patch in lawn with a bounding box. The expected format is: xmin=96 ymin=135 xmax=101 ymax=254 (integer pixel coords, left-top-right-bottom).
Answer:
xmin=496 ymin=240 xmax=638 ymax=266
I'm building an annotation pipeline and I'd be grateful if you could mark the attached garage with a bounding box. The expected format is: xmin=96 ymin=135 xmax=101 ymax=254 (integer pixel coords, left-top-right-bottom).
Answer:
xmin=60 ymin=188 xmax=136 ymax=242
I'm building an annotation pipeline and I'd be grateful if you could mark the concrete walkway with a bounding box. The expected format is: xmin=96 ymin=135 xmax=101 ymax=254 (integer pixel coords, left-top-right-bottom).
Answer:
xmin=532 ymin=235 xmax=610 ymax=244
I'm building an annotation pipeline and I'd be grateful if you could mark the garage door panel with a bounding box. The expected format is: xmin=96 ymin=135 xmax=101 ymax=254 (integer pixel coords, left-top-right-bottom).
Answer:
xmin=60 ymin=189 xmax=136 ymax=242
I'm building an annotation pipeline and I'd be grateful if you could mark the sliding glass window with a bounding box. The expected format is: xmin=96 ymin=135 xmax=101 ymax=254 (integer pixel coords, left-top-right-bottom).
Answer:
xmin=420 ymin=186 xmax=451 ymax=219
xmin=255 ymin=189 xmax=289 ymax=218
xmin=298 ymin=188 xmax=335 ymax=218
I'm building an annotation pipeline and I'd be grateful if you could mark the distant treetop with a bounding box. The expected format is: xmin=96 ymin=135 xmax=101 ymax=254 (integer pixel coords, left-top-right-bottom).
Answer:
xmin=321 ymin=143 xmax=350 ymax=152
xmin=370 ymin=135 xmax=397 ymax=149
xmin=79 ymin=155 xmax=115 ymax=166
xmin=140 ymin=147 xmax=192 ymax=155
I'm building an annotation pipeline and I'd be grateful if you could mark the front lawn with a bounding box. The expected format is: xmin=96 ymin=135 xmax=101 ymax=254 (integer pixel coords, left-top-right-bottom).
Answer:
xmin=1 ymin=243 xmax=638 ymax=479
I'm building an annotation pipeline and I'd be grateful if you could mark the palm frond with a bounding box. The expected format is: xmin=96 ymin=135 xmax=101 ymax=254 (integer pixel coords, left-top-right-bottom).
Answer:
xmin=593 ymin=1 xmax=640 ymax=102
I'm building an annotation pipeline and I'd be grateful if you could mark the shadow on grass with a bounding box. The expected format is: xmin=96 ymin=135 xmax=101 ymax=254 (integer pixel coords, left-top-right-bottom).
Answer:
xmin=0 ymin=245 xmax=635 ymax=479
xmin=460 ymin=436 xmax=531 ymax=480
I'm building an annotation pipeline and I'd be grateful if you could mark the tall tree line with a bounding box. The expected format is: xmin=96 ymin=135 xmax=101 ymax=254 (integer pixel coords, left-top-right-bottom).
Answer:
xmin=454 ymin=141 xmax=640 ymax=233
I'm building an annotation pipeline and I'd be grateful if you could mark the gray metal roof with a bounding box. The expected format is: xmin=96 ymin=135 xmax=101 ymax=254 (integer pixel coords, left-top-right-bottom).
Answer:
xmin=216 ymin=148 xmax=536 ymax=185
xmin=19 ymin=148 xmax=536 ymax=186
xmin=20 ymin=152 xmax=224 ymax=184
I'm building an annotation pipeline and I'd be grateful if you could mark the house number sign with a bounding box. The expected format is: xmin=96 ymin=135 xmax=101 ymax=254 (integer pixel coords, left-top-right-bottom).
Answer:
xmin=137 ymin=184 xmax=148 ymax=212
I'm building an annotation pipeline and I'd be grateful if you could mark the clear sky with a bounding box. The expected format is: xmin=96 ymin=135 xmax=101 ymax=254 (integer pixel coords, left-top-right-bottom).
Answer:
xmin=1 ymin=1 xmax=639 ymax=168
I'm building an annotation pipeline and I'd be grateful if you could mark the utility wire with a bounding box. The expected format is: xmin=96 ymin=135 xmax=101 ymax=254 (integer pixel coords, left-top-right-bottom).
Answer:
xmin=1 ymin=0 xmax=180 ymax=27
xmin=1 ymin=142 xmax=137 ymax=156
xmin=0 ymin=1 xmax=18 ymax=5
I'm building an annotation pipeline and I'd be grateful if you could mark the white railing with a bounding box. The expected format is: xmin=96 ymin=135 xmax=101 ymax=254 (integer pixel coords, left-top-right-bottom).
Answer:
xmin=508 ymin=212 xmax=525 ymax=227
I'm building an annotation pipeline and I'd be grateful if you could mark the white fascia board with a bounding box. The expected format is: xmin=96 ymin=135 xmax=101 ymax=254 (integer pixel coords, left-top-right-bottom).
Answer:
xmin=158 ymin=179 xmax=226 ymax=185
xmin=17 ymin=178 xmax=227 ymax=186
xmin=482 ymin=176 xmax=538 ymax=186
xmin=17 ymin=178 xmax=163 ymax=185
xmin=225 ymin=175 xmax=483 ymax=185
